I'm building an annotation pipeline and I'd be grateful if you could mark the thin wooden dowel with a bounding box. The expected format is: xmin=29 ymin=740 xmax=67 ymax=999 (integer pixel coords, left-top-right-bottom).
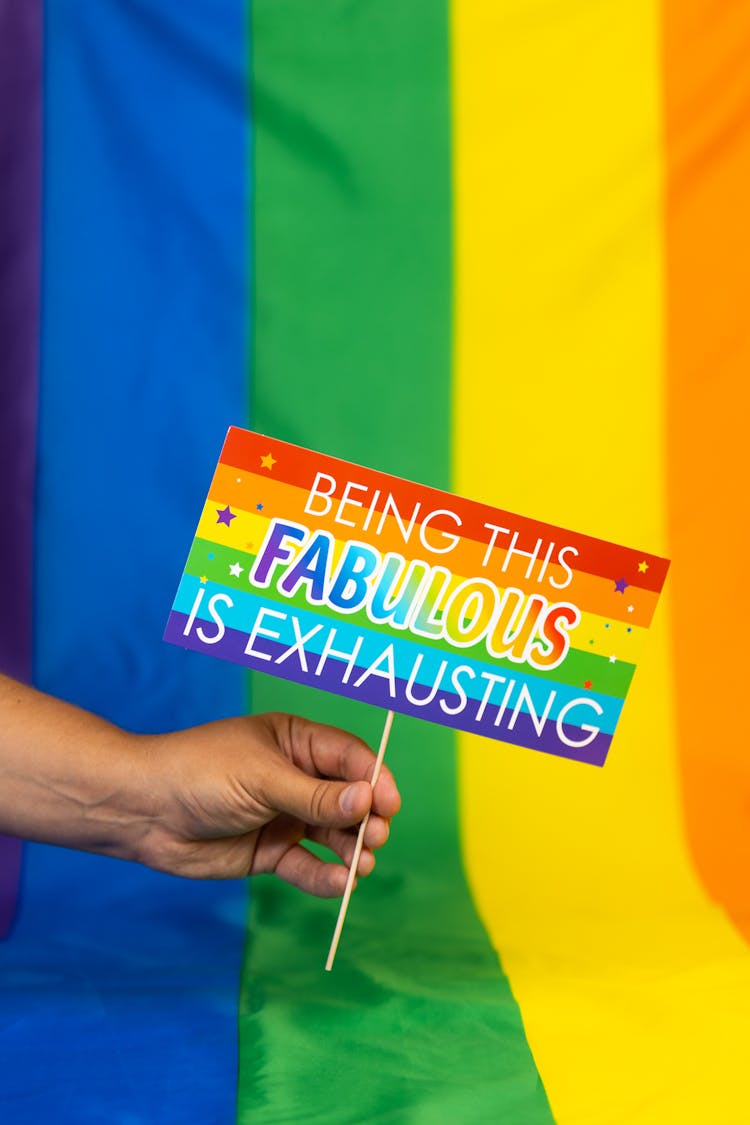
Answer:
xmin=325 ymin=709 xmax=395 ymax=972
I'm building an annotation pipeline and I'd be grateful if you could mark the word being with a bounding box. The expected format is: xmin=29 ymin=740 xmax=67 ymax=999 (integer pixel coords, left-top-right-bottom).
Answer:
xmin=304 ymin=471 xmax=462 ymax=555
xmin=247 ymin=518 xmax=580 ymax=671
xmin=304 ymin=471 xmax=579 ymax=590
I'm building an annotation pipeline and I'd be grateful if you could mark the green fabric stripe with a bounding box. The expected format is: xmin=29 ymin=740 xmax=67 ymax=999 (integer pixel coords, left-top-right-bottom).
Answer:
xmin=188 ymin=537 xmax=634 ymax=694
xmin=240 ymin=4 xmax=554 ymax=1121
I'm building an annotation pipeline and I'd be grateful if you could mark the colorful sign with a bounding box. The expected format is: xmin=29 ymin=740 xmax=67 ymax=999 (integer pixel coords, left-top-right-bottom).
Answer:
xmin=164 ymin=429 xmax=669 ymax=766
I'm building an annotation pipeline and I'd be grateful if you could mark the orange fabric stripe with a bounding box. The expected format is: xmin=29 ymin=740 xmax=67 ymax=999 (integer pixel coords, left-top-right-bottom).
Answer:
xmin=664 ymin=2 xmax=750 ymax=938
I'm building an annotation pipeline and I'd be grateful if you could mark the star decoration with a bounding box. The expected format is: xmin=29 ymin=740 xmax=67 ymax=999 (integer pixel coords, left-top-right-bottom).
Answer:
xmin=256 ymin=503 xmax=264 ymax=511
xmin=627 ymin=605 xmax=634 ymax=613
xmin=216 ymin=505 xmax=236 ymax=526
xmin=245 ymin=541 xmax=254 ymax=551
xmin=584 ymin=679 xmax=593 ymax=690
xmin=609 ymin=654 xmax=617 ymax=664
xmin=638 ymin=560 xmax=649 ymax=573
xmin=627 ymin=627 xmax=632 ymax=633
xmin=199 ymin=575 xmax=207 ymax=584
xmin=260 ymin=453 xmax=276 ymax=471
xmin=229 ymin=562 xmax=243 ymax=577
xmin=614 ymin=578 xmax=628 ymax=594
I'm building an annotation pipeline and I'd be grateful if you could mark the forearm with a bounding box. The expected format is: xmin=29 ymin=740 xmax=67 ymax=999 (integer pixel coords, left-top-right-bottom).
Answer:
xmin=0 ymin=674 xmax=153 ymax=860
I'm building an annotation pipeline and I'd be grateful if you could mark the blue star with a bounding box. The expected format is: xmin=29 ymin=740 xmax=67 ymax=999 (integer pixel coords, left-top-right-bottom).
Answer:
xmin=614 ymin=578 xmax=628 ymax=594
xmin=216 ymin=505 xmax=236 ymax=527
xmin=256 ymin=503 xmax=264 ymax=511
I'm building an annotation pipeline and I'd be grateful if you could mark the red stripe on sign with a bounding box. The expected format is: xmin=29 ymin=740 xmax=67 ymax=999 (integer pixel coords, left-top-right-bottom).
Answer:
xmin=219 ymin=427 xmax=670 ymax=592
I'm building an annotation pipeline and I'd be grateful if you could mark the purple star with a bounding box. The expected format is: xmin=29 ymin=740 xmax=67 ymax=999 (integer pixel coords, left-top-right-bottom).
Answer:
xmin=256 ymin=503 xmax=264 ymax=511
xmin=614 ymin=578 xmax=628 ymax=594
xmin=216 ymin=505 xmax=236 ymax=527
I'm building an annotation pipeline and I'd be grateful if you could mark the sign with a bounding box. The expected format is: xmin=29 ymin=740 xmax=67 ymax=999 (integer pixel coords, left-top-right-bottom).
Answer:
xmin=164 ymin=428 xmax=669 ymax=766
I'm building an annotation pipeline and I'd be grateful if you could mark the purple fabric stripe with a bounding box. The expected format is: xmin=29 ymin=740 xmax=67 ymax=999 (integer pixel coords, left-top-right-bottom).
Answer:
xmin=0 ymin=0 xmax=43 ymax=936
xmin=165 ymin=611 xmax=611 ymax=766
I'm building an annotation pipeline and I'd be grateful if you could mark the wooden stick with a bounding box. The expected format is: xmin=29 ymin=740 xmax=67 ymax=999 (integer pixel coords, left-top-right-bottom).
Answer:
xmin=325 ymin=709 xmax=395 ymax=972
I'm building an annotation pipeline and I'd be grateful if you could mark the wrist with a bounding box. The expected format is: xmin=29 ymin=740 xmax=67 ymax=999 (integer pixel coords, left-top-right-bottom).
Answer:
xmin=67 ymin=730 xmax=162 ymax=864
xmin=5 ymin=730 xmax=178 ymax=871
xmin=108 ymin=733 xmax=172 ymax=867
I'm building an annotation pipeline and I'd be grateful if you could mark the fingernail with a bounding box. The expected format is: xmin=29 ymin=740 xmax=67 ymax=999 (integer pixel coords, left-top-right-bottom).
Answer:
xmin=340 ymin=783 xmax=359 ymax=815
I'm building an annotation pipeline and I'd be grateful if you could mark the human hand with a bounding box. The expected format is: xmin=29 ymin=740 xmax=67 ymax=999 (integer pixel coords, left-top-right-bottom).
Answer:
xmin=134 ymin=713 xmax=401 ymax=896
xmin=0 ymin=674 xmax=399 ymax=897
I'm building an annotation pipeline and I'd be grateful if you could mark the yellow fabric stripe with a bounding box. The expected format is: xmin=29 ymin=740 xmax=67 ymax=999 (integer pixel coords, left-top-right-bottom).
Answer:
xmin=452 ymin=2 xmax=750 ymax=1120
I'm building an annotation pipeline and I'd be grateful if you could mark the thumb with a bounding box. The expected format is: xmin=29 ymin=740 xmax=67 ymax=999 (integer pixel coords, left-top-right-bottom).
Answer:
xmin=269 ymin=765 xmax=373 ymax=828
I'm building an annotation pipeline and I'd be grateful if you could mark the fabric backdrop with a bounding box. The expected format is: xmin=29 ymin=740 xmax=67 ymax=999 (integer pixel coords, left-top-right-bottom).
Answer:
xmin=1 ymin=2 xmax=748 ymax=1122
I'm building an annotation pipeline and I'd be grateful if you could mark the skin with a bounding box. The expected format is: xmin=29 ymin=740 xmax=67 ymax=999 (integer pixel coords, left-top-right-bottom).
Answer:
xmin=0 ymin=673 xmax=401 ymax=897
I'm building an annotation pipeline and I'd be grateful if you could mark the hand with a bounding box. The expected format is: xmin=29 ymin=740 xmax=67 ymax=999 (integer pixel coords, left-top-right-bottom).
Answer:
xmin=0 ymin=674 xmax=400 ymax=898
xmin=131 ymin=713 xmax=401 ymax=896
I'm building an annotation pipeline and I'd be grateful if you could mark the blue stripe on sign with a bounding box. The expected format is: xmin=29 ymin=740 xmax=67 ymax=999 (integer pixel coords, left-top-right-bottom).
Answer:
xmin=171 ymin=574 xmax=625 ymax=733
xmin=2 ymin=3 xmax=249 ymax=1122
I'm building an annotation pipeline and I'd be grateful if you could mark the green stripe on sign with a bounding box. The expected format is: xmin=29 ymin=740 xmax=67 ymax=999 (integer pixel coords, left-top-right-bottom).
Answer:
xmin=186 ymin=538 xmax=634 ymax=695
xmin=240 ymin=3 xmax=554 ymax=1122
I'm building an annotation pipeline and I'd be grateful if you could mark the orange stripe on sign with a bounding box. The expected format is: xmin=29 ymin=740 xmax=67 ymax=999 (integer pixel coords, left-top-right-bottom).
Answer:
xmin=206 ymin=462 xmax=661 ymax=627
xmin=664 ymin=2 xmax=750 ymax=941
xmin=220 ymin=428 xmax=669 ymax=591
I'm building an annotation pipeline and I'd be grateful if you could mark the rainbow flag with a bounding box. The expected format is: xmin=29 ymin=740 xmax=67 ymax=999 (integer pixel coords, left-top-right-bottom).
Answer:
xmin=1 ymin=2 xmax=748 ymax=1122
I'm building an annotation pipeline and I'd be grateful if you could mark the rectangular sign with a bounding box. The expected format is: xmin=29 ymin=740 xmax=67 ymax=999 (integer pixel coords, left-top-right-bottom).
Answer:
xmin=164 ymin=428 xmax=670 ymax=766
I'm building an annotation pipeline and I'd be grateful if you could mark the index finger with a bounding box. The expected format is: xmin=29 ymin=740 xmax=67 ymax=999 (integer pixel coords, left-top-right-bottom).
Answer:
xmin=268 ymin=712 xmax=401 ymax=820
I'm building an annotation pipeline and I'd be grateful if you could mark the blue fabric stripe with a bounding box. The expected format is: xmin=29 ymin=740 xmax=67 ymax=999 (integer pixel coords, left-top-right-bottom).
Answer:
xmin=0 ymin=3 xmax=249 ymax=1122
xmin=34 ymin=0 xmax=248 ymax=729
xmin=1 ymin=846 xmax=249 ymax=1124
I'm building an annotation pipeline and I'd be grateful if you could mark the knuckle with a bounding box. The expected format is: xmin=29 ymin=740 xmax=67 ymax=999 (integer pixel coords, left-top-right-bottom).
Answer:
xmin=309 ymin=779 xmax=330 ymax=824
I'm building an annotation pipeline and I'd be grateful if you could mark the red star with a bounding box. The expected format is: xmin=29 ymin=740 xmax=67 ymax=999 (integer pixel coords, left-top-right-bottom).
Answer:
xmin=584 ymin=679 xmax=593 ymax=690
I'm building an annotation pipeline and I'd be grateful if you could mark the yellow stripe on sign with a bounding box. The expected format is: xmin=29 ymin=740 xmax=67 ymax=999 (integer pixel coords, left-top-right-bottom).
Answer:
xmin=452 ymin=2 xmax=750 ymax=1121
xmin=196 ymin=503 xmax=269 ymax=551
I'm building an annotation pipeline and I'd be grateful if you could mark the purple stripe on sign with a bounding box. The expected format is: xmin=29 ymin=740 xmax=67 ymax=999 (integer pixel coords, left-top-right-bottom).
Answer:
xmin=165 ymin=612 xmax=611 ymax=766
xmin=0 ymin=0 xmax=43 ymax=936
